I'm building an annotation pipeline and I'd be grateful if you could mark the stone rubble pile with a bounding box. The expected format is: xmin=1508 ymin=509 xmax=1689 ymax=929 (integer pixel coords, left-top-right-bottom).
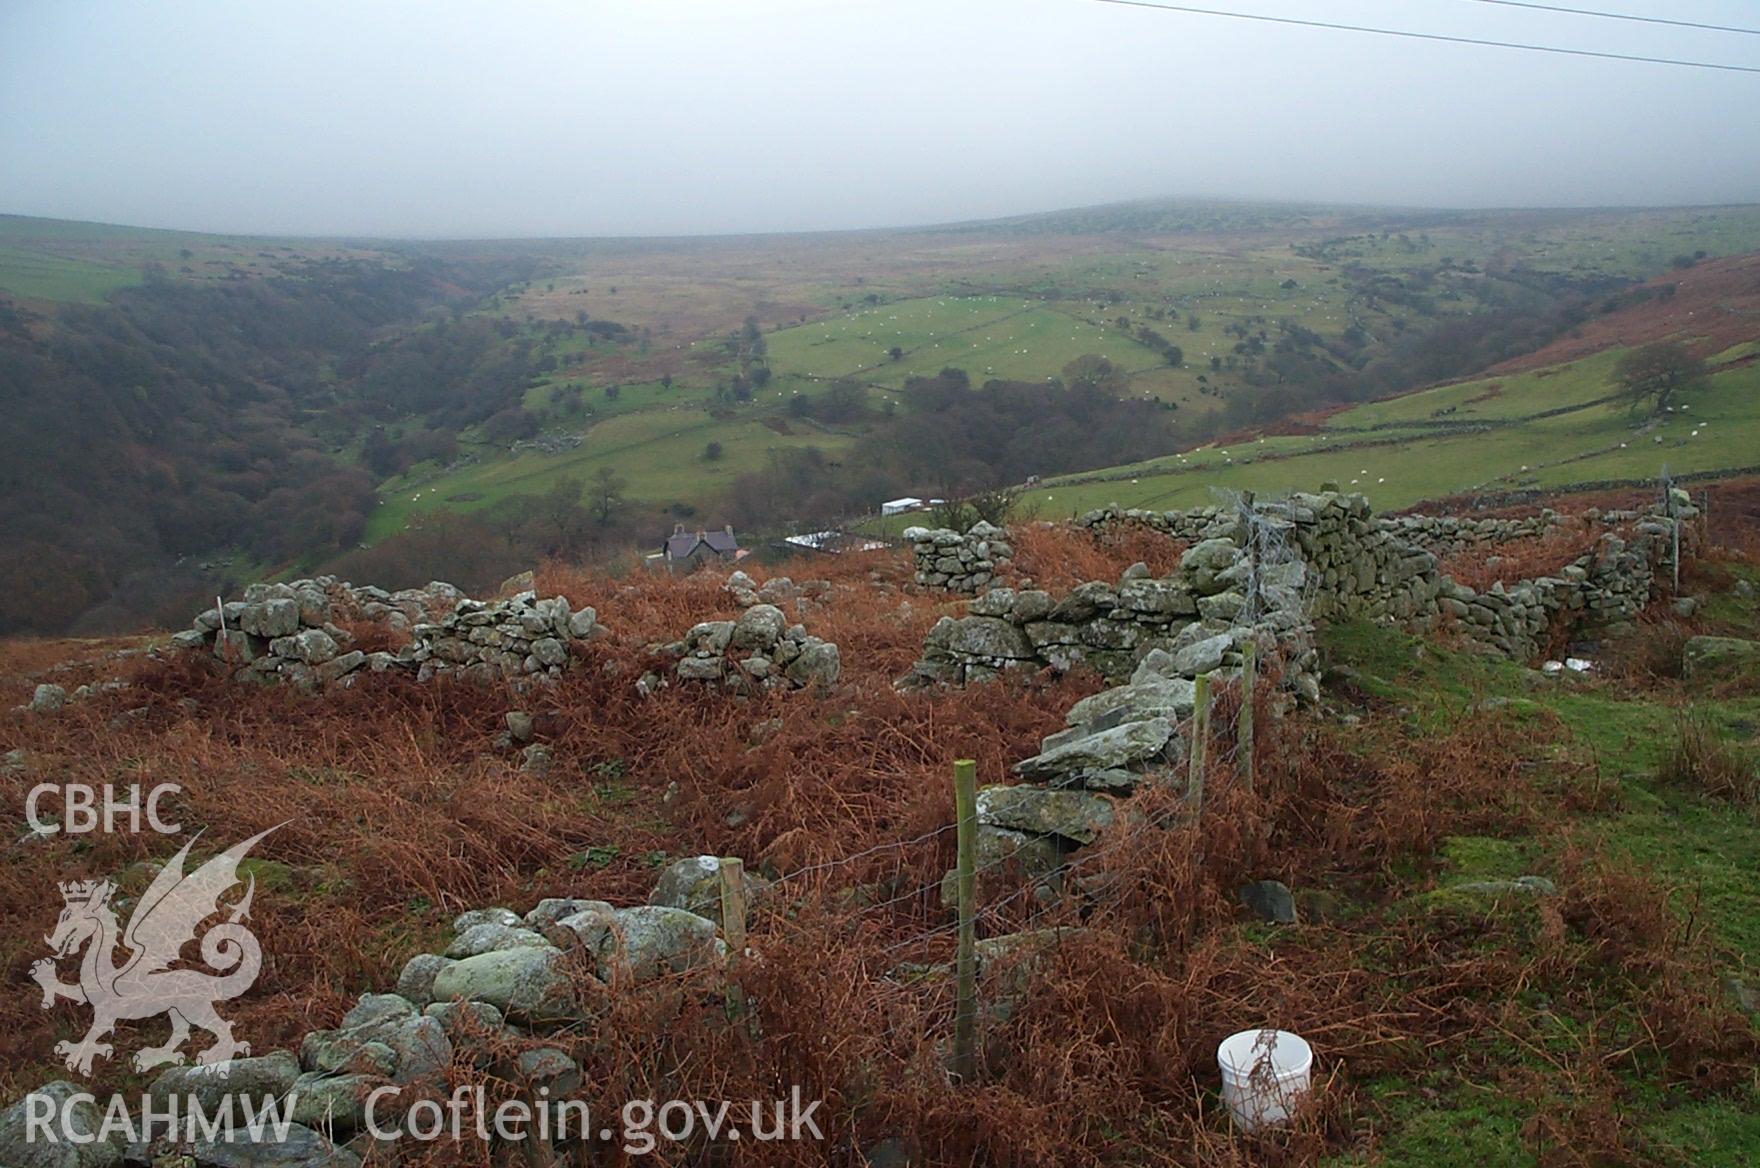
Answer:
xmin=659 ymin=603 xmax=841 ymax=691
xmin=0 ymin=857 xmax=748 ymax=1168
xmin=722 ymin=570 xmax=832 ymax=613
xmin=903 ymin=521 xmax=1013 ymax=594
xmin=955 ymin=649 xmax=1208 ymax=902
xmin=170 ymin=577 xmax=603 ymax=689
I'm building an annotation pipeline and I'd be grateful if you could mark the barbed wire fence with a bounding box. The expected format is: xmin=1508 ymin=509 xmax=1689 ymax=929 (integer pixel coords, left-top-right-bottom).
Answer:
xmin=699 ymin=490 xmax=1310 ymax=1078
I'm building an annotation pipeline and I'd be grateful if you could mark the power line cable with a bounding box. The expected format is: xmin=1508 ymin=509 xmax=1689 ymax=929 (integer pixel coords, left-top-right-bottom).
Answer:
xmin=1088 ymin=0 xmax=1760 ymax=73
xmin=1455 ymin=0 xmax=1760 ymax=37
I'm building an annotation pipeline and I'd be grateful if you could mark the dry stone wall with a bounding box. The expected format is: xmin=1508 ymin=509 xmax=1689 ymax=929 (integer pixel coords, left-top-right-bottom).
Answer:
xmin=657 ymin=603 xmax=842 ymax=692
xmin=901 ymin=523 xmax=1319 ymax=702
xmin=905 ymin=490 xmax=1695 ymax=690
xmin=904 ymin=521 xmax=1013 ymax=593
xmin=1080 ymin=490 xmax=1691 ymax=659
xmin=1380 ymin=510 xmax=1562 ymax=556
xmin=172 ymin=578 xmax=603 ymax=689
xmin=410 ymin=592 xmax=602 ymax=683
xmin=928 ymin=490 xmax=1695 ymax=914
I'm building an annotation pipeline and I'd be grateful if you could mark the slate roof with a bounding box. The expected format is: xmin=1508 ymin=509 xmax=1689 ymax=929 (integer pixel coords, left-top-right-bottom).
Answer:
xmin=663 ymin=526 xmax=740 ymax=560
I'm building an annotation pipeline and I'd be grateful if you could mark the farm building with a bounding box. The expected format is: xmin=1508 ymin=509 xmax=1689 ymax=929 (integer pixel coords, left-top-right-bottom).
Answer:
xmin=651 ymin=523 xmax=746 ymax=573
xmin=782 ymin=529 xmax=889 ymax=555
xmin=881 ymin=497 xmax=944 ymax=516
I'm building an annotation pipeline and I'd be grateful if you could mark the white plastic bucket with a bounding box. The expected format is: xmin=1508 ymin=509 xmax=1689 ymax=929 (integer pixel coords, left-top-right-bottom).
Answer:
xmin=1217 ymin=1028 xmax=1313 ymax=1131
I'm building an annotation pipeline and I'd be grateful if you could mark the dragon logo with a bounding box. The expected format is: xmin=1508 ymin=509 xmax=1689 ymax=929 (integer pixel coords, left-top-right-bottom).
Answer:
xmin=30 ymin=826 xmax=280 ymax=1077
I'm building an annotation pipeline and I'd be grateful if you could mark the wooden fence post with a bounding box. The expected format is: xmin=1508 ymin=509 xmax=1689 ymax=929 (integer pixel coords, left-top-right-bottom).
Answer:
xmin=1188 ymin=673 xmax=1210 ymax=810
xmin=952 ymin=758 xmax=978 ymax=1083
xmin=1239 ymin=640 xmax=1256 ymax=794
xmin=718 ymin=857 xmax=748 ymax=1019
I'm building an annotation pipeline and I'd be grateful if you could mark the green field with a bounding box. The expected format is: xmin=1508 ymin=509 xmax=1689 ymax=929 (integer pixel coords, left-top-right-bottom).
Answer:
xmin=0 ymin=244 xmax=143 ymax=303
xmin=14 ymin=203 xmax=1760 ymax=551
xmin=1009 ymin=346 xmax=1760 ymax=520
xmin=368 ymin=407 xmax=852 ymax=539
xmin=763 ymin=293 xmax=1167 ymax=386
xmin=1312 ymin=600 xmax=1760 ymax=1168
xmin=0 ymin=214 xmax=381 ymax=304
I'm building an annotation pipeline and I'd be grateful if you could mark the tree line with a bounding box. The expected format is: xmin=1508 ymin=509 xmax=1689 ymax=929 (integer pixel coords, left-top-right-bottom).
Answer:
xmin=0 ymin=252 xmax=540 ymax=633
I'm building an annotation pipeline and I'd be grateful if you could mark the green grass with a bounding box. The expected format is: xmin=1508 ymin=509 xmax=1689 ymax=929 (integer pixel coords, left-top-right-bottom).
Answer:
xmin=1013 ymin=356 xmax=1760 ymax=519
xmin=1329 ymin=1087 xmax=1534 ymax=1168
xmin=369 ymin=407 xmax=851 ymax=538
xmin=762 ymin=294 xmax=1169 ymax=389
xmin=1315 ymin=610 xmax=1760 ymax=1166
xmin=522 ymin=375 xmax=696 ymax=421
xmin=1333 ymin=351 xmax=1627 ymax=430
xmin=0 ymin=245 xmax=142 ymax=303
xmin=0 ymin=213 xmax=381 ymax=304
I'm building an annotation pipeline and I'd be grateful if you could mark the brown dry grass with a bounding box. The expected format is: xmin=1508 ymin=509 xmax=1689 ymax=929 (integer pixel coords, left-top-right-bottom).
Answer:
xmin=1659 ymin=708 xmax=1759 ymax=807
xmin=1003 ymin=522 xmax=1188 ymax=594
xmin=1 ymin=549 xmax=1753 ymax=1164
xmin=1437 ymin=523 xmax=1600 ymax=593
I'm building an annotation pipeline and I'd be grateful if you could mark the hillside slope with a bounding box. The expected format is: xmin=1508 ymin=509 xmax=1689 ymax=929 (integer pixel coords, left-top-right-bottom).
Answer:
xmin=1016 ymin=252 xmax=1760 ymax=519
xmin=9 ymin=203 xmax=1760 ymax=634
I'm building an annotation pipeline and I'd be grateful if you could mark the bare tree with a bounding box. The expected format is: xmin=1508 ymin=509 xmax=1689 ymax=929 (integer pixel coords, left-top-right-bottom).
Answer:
xmin=1612 ymin=341 xmax=1708 ymax=417
xmin=588 ymin=466 xmax=627 ymax=525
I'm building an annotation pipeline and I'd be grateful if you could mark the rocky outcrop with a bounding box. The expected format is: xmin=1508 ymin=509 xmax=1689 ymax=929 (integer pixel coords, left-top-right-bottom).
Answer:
xmin=904 ymin=521 xmax=1013 ymax=594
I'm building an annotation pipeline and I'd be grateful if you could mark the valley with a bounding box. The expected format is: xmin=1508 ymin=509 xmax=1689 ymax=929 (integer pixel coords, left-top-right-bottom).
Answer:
xmin=5 ymin=199 xmax=1760 ymax=634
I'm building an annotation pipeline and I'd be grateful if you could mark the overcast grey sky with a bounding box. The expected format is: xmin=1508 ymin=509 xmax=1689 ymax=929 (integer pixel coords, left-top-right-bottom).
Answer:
xmin=2 ymin=0 xmax=1756 ymax=238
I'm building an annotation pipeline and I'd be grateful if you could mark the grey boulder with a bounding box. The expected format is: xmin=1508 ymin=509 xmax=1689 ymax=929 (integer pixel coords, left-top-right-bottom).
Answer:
xmin=428 ymin=946 xmax=580 ymax=1023
xmin=975 ymin=786 xmax=1115 ymax=845
xmin=187 ymin=1123 xmax=361 ymax=1168
xmin=597 ymin=906 xmax=726 ymax=982
xmin=1012 ymin=717 xmax=1175 ymax=781
xmin=0 ymin=1081 xmax=124 ymax=1168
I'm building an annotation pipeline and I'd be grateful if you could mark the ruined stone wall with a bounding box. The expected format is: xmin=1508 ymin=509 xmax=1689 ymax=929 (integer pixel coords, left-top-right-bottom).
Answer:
xmin=903 ymin=521 xmax=1013 ymax=593
xmin=900 ymin=526 xmax=1318 ymax=701
xmin=656 ymin=603 xmax=841 ymax=692
xmin=1272 ymin=491 xmax=1684 ymax=657
xmin=903 ymin=491 xmax=1693 ymax=689
xmin=1072 ymin=504 xmax=1236 ymax=544
xmin=1381 ymin=510 xmax=1561 ymax=556
xmin=173 ymin=578 xmax=603 ymax=689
